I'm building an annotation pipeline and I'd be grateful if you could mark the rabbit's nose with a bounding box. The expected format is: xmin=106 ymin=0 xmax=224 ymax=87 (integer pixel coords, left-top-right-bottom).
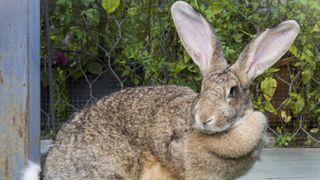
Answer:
xmin=203 ymin=118 xmax=214 ymax=125
xmin=203 ymin=116 xmax=216 ymax=126
xmin=195 ymin=113 xmax=216 ymax=125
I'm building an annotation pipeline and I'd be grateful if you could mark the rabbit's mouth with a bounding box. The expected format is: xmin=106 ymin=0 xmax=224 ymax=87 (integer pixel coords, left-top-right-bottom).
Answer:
xmin=192 ymin=113 xmax=235 ymax=134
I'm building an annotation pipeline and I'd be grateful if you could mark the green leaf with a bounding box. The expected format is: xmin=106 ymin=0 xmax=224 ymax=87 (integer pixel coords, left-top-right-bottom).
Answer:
xmin=305 ymin=138 xmax=312 ymax=145
xmin=302 ymin=62 xmax=316 ymax=84
xmin=261 ymin=77 xmax=277 ymax=101
xmin=280 ymin=110 xmax=291 ymax=123
xmin=210 ymin=2 xmax=224 ymax=15
xmin=127 ymin=6 xmax=137 ymax=16
xmin=70 ymin=70 xmax=83 ymax=81
xmin=312 ymin=24 xmax=320 ymax=32
xmin=102 ymin=0 xmax=120 ymax=14
xmin=289 ymin=93 xmax=305 ymax=115
xmin=233 ymin=33 xmax=243 ymax=43
xmin=277 ymin=133 xmax=293 ymax=146
xmin=266 ymin=68 xmax=280 ymax=73
xmin=72 ymin=27 xmax=86 ymax=39
xmin=289 ymin=45 xmax=298 ymax=57
xmin=192 ymin=0 xmax=199 ymax=9
xmin=121 ymin=68 xmax=131 ymax=76
xmin=81 ymin=9 xmax=98 ymax=22
xmin=264 ymin=101 xmax=277 ymax=114
xmin=81 ymin=0 xmax=95 ymax=3
xmin=56 ymin=0 xmax=67 ymax=5
xmin=50 ymin=34 xmax=57 ymax=40
xmin=310 ymin=128 xmax=319 ymax=133
xmin=279 ymin=2 xmax=287 ymax=13
xmin=175 ymin=61 xmax=187 ymax=73
xmin=87 ymin=62 xmax=103 ymax=75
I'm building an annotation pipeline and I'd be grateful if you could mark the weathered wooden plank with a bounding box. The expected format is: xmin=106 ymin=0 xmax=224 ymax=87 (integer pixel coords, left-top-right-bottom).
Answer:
xmin=0 ymin=0 xmax=40 ymax=179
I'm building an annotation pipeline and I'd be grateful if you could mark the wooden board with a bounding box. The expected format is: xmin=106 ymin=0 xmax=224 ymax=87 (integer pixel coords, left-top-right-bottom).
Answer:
xmin=238 ymin=148 xmax=320 ymax=180
xmin=0 ymin=0 xmax=40 ymax=179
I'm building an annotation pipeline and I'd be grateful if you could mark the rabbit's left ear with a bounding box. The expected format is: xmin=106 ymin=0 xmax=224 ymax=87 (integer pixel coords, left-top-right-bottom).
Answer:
xmin=232 ymin=20 xmax=300 ymax=87
xmin=171 ymin=1 xmax=228 ymax=76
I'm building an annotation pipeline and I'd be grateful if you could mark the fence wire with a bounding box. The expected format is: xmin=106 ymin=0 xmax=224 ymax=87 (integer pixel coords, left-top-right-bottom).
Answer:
xmin=40 ymin=0 xmax=320 ymax=147
xmin=264 ymin=59 xmax=320 ymax=147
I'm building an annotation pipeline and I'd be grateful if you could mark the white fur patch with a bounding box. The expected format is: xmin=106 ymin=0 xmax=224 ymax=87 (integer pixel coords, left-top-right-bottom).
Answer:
xmin=22 ymin=161 xmax=41 ymax=180
xmin=193 ymin=114 xmax=204 ymax=129
xmin=208 ymin=123 xmax=232 ymax=133
xmin=232 ymin=116 xmax=246 ymax=128
xmin=233 ymin=110 xmax=254 ymax=128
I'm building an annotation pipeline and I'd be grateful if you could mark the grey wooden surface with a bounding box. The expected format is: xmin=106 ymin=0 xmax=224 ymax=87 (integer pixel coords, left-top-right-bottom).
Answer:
xmin=238 ymin=148 xmax=320 ymax=180
xmin=0 ymin=0 xmax=40 ymax=179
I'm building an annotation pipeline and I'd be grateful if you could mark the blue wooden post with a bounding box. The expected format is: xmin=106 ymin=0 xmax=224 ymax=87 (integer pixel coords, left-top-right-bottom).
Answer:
xmin=0 ymin=0 xmax=40 ymax=179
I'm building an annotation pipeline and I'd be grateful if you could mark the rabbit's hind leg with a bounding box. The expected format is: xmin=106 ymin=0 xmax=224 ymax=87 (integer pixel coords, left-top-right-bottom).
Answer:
xmin=43 ymin=132 xmax=142 ymax=180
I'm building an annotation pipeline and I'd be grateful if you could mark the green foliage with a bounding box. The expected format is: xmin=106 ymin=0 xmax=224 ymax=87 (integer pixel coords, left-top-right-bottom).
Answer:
xmin=102 ymin=0 xmax=120 ymax=14
xmin=286 ymin=92 xmax=305 ymax=115
xmin=87 ymin=62 xmax=103 ymax=75
xmin=276 ymin=130 xmax=293 ymax=146
xmin=280 ymin=110 xmax=291 ymax=123
xmin=42 ymin=0 xmax=320 ymax=146
xmin=261 ymin=77 xmax=277 ymax=102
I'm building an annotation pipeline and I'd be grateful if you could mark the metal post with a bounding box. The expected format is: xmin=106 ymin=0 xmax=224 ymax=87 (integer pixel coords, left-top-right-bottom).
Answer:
xmin=44 ymin=0 xmax=56 ymax=132
xmin=0 ymin=0 xmax=40 ymax=179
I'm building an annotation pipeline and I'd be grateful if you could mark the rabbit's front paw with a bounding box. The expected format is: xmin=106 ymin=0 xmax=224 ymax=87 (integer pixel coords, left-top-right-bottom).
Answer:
xmin=249 ymin=111 xmax=267 ymax=133
xmin=239 ymin=110 xmax=266 ymax=127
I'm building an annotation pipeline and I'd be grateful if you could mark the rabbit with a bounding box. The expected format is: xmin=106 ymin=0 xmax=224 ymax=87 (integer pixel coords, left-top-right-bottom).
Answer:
xmin=42 ymin=1 xmax=300 ymax=180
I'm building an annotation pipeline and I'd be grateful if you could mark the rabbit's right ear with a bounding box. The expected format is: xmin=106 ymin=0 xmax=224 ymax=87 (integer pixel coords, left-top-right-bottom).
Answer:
xmin=171 ymin=1 xmax=227 ymax=76
xmin=231 ymin=20 xmax=300 ymax=87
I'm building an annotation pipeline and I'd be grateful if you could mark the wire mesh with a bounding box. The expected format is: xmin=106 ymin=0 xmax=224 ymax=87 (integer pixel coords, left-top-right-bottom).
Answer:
xmin=40 ymin=0 xmax=320 ymax=147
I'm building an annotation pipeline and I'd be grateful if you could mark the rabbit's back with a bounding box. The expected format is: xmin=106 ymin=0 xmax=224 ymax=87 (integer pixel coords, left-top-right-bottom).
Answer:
xmin=43 ymin=85 xmax=197 ymax=179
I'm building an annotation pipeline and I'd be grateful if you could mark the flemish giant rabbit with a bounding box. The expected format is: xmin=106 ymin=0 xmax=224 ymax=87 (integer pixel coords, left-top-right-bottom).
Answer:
xmin=41 ymin=1 xmax=300 ymax=180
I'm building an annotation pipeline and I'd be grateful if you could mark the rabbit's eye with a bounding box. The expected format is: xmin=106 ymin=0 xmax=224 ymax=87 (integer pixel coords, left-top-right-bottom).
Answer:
xmin=228 ymin=86 xmax=238 ymax=98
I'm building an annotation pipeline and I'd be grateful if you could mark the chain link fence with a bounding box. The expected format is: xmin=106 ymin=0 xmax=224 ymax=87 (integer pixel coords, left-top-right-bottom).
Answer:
xmin=40 ymin=0 xmax=320 ymax=147
xmin=264 ymin=59 xmax=320 ymax=147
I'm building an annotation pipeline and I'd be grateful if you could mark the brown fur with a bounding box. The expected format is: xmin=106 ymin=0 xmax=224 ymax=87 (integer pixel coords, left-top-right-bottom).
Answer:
xmin=43 ymin=85 xmax=265 ymax=179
